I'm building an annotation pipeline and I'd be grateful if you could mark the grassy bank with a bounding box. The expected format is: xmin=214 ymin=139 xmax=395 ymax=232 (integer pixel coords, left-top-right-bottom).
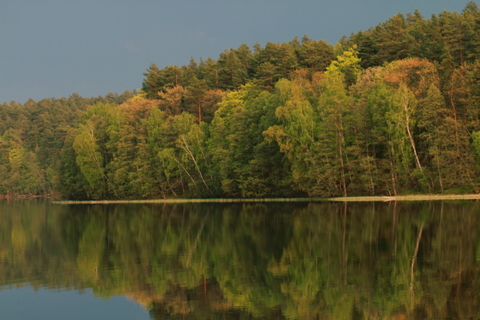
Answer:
xmin=325 ymin=194 xmax=480 ymax=202
xmin=52 ymin=198 xmax=313 ymax=204
xmin=51 ymin=194 xmax=480 ymax=204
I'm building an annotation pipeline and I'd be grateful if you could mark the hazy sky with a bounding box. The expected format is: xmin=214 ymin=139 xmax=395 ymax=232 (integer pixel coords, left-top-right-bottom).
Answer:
xmin=0 ymin=0 xmax=470 ymax=104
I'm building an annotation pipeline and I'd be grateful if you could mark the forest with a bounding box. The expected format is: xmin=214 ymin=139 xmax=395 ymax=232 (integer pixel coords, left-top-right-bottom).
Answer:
xmin=2 ymin=3 xmax=480 ymax=199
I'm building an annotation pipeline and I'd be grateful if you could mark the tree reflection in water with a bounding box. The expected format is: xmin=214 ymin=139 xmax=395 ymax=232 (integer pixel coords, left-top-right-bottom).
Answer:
xmin=0 ymin=200 xmax=479 ymax=319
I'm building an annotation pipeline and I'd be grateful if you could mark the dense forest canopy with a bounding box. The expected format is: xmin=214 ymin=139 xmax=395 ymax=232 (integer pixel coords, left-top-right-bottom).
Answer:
xmin=2 ymin=3 xmax=480 ymax=199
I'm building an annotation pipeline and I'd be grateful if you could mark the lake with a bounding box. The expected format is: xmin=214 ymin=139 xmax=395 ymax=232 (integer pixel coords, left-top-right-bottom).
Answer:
xmin=1 ymin=200 xmax=480 ymax=319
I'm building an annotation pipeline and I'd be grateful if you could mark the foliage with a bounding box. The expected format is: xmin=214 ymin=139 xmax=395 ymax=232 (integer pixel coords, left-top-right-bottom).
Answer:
xmin=4 ymin=4 xmax=480 ymax=198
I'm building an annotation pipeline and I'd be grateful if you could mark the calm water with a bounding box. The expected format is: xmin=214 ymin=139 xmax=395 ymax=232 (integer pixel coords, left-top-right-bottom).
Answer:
xmin=1 ymin=200 xmax=480 ymax=319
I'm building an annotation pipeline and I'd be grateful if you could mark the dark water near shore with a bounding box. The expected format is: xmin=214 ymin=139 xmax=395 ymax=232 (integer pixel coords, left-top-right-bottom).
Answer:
xmin=1 ymin=200 xmax=480 ymax=319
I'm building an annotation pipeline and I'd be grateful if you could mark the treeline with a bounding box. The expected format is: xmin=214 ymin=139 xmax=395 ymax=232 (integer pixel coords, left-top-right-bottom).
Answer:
xmin=0 ymin=92 xmax=135 ymax=196
xmin=2 ymin=3 xmax=480 ymax=199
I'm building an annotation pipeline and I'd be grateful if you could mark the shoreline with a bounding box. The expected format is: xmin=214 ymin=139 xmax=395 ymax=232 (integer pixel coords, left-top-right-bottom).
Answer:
xmin=325 ymin=194 xmax=480 ymax=202
xmin=51 ymin=194 xmax=480 ymax=205
xmin=0 ymin=194 xmax=51 ymax=200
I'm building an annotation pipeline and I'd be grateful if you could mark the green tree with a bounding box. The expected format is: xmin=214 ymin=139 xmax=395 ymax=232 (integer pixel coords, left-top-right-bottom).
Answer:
xmin=209 ymin=84 xmax=291 ymax=197
xmin=326 ymin=45 xmax=362 ymax=87
xmin=73 ymin=121 xmax=108 ymax=199
xmin=71 ymin=103 xmax=116 ymax=199
xmin=264 ymin=78 xmax=321 ymax=196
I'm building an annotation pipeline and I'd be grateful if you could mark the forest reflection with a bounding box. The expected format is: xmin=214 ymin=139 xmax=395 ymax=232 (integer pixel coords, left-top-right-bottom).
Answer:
xmin=1 ymin=200 xmax=480 ymax=319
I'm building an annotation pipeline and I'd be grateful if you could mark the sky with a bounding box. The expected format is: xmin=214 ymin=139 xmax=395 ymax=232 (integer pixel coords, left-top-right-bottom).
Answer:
xmin=0 ymin=0 xmax=471 ymax=104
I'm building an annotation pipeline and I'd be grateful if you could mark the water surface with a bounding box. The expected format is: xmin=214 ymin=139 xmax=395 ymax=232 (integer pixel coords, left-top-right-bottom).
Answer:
xmin=1 ymin=200 xmax=480 ymax=319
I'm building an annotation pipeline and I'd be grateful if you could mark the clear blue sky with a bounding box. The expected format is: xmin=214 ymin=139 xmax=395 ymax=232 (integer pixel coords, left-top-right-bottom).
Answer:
xmin=0 ymin=0 xmax=470 ymax=104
